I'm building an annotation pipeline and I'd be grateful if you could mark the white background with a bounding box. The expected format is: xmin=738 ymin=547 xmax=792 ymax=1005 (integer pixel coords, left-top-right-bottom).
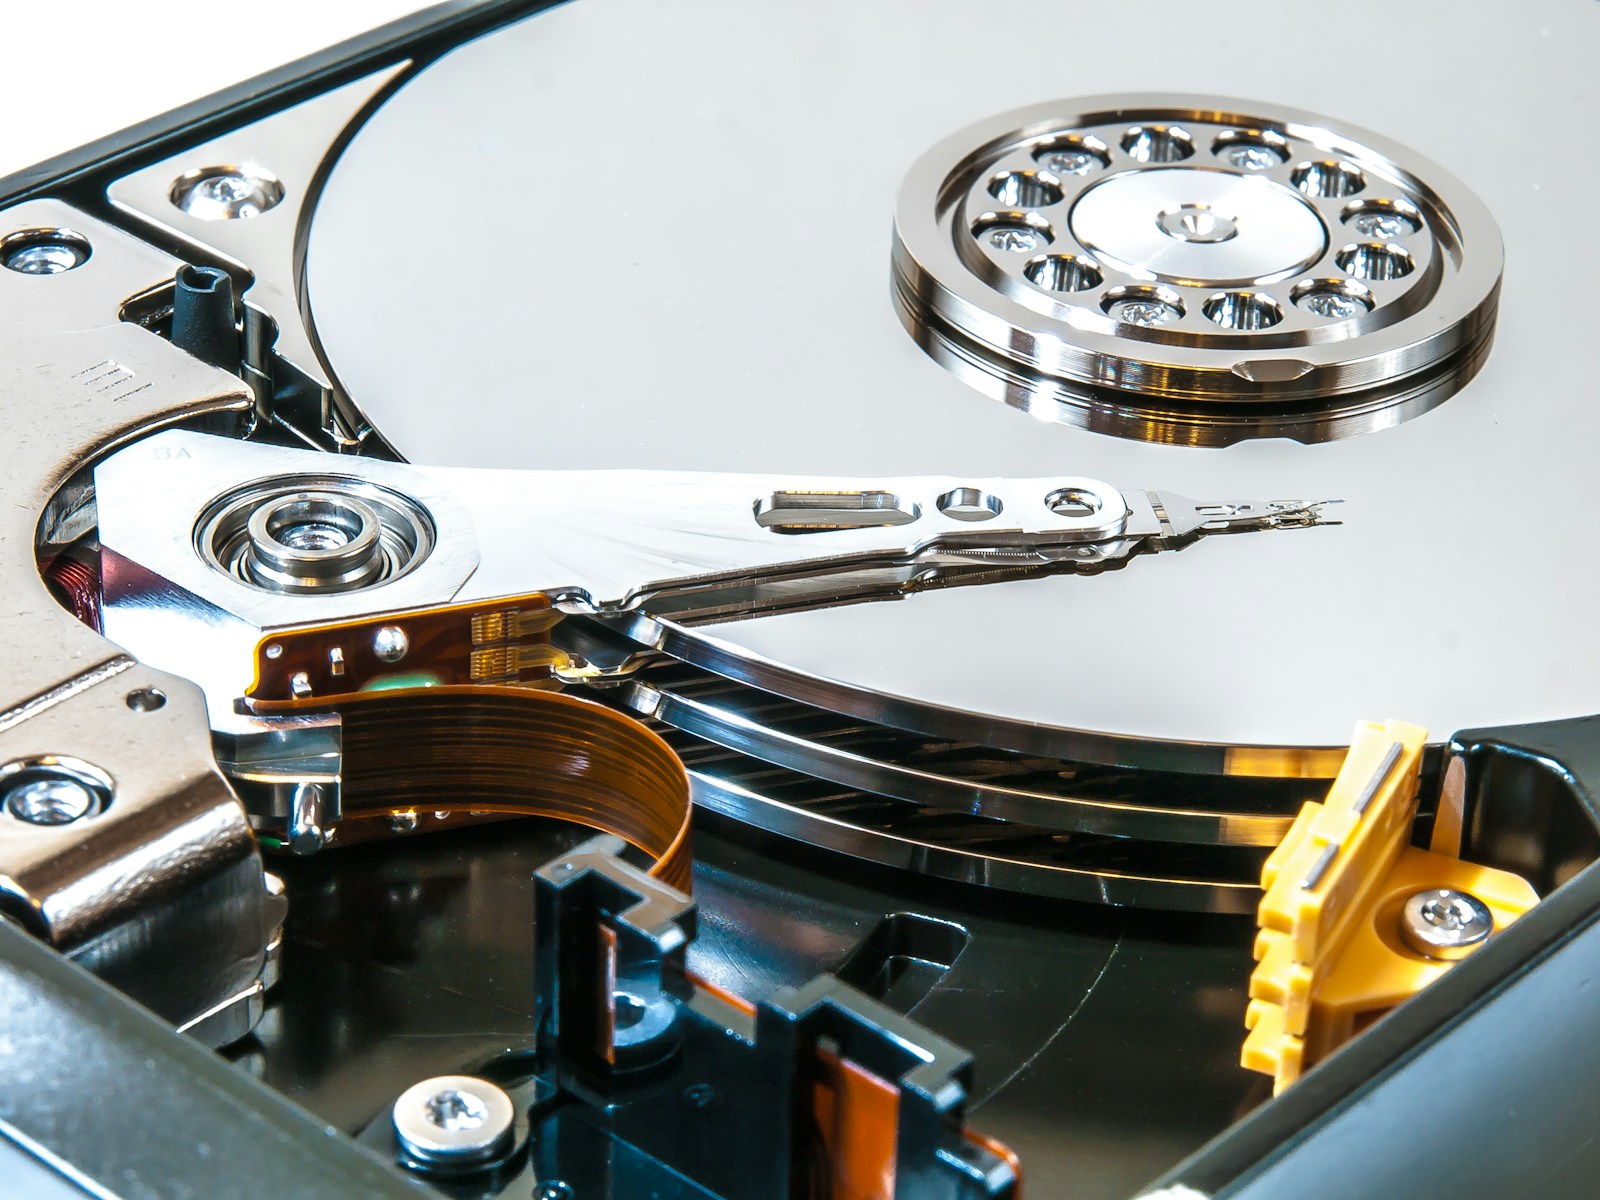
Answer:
xmin=0 ymin=2 xmax=430 ymax=179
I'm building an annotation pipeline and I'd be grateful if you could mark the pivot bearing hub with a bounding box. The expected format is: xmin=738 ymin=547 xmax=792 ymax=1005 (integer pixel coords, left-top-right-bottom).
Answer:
xmin=196 ymin=475 xmax=435 ymax=595
xmin=893 ymin=94 xmax=1503 ymax=445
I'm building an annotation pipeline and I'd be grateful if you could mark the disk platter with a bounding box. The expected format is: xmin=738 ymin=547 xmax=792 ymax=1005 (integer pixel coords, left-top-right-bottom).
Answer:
xmin=310 ymin=0 xmax=1581 ymax=761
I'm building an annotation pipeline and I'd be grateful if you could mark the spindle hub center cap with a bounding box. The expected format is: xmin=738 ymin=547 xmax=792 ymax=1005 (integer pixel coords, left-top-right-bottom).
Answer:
xmin=1073 ymin=169 xmax=1323 ymax=284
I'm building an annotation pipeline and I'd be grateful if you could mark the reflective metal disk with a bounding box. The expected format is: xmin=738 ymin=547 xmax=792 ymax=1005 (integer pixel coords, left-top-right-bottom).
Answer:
xmin=307 ymin=0 xmax=1598 ymax=764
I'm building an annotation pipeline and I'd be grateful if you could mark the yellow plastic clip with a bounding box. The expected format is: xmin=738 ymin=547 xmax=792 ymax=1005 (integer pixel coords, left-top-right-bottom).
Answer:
xmin=1242 ymin=718 xmax=1538 ymax=1094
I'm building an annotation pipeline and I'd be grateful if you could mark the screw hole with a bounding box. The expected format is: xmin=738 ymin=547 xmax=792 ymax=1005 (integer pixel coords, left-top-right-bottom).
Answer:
xmin=1203 ymin=291 xmax=1284 ymax=331
xmin=1291 ymin=160 xmax=1366 ymax=198
xmin=176 ymin=263 xmax=226 ymax=294
xmin=937 ymin=487 xmax=1002 ymax=522
xmin=613 ymin=991 xmax=649 ymax=1030
xmin=1023 ymin=254 xmax=1102 ymax=293
xmin=1047 ymin=487 xmax=1103 ymax=518
xmin=1336 ymin=242 xmax=1415 ymax=281
xmin=125 ymin=688 xmax=167 ymax=713
xmin=1121 ymin=125 xmax=1195 ymax=163
xmin=986 ymin=170 xmax=1064 ymax=208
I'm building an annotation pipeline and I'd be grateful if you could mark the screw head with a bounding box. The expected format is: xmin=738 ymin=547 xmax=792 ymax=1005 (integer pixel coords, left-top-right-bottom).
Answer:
xmin=199 ymin=174 xmax=253 ymax=205
xmin=1038 ymin=149 xmax=1099 ymax=176
xmin=424 ymin=1089 xmax=488 ymax=1132
xmin=1300 ymin=291 xmax=1365 ymax=320
xmin=171 ymin=166 xmax=285 ymax=221
xmin=1349 ymin=211 xmax=1411 ymax=240
xmin=373 ymin=625 xmax=410 ymax=663
xmin=535 ymin=1184 xmax=575 ymax=1200
xmin=1212 ymin=129 xmax=1289 ymax=171
xmin=1293 ymin=280 xmax=1374 ymax=320
xmin=3 ymin=234 xmax=88 ymax=275
xmin=1107 ymin=297 xmax=1181 ymax=327
xmin=1400 ymin=887 xmax=1493 ymax=960
xmin=1222 ymin=143 xmax=1281 ymax=171
xmin=987 ymin=226 xmax=1042 ymax=253
xmin=392 ymin=1075 xmax=514 ymax=1167
xmin=4 ymin=774 xmax=100 ymax=825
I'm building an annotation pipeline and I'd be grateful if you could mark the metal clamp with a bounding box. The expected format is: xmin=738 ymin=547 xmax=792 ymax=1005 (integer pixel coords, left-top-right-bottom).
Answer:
xmin=0 ymin=197 xmax=284 ymax=1041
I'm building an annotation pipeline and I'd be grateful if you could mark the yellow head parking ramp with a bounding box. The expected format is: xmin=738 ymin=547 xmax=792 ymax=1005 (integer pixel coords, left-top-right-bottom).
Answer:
xmin=1243 ymin=719 xmax=1539 ymax=1094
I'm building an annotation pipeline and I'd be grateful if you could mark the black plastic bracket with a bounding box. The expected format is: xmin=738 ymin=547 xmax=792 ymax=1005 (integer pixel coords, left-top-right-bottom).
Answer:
xmin=529 ymin=836 xmax=1016 ymax=1200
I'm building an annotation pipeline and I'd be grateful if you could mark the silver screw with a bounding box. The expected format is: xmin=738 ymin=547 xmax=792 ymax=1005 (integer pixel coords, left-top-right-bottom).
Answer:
xmin=4 ymin=237 xmax=87 ymax=275
xmin=4 ymin=773 xmax=100 ymax=825
xmin=535 ymin=1183 xmax=575 ymax=1200
xmin=172 ymin=167 xmax=284 ymax=220
xmin=1400 ymin=887 xmax=1493 ymax=961
xmin=1223 ymin=144 xmax=1280 ymax=171
xmin=1038 ymin=150 xmax=1098 ymax=176
xmin=1350 ymin=211 xmax=1412 ymax=240
xmin=425 ymin=1089 xmax=488 ymax=1131
xmin=1298 ymin=291 xmax=1367 ymax=320
xmin=198 ymin=175 xmax=253 ymax=205
xmin=1107 ymin=298 xmax=1181 ymax=327
xmin=393 ymin=1075 xmax=514 ymax=1167
xmin=987 ymin=226 xmax=1041 ymax=253
xmin=373 ymin=625 xmax=410 ymax=663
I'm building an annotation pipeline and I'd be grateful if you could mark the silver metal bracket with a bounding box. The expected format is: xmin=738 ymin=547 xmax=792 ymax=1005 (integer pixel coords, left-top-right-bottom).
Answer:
xmin=0 ymin=198 xmax=285 ymax=1042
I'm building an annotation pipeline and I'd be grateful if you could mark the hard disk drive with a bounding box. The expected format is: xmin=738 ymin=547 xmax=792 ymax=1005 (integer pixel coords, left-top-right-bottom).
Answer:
xmin=1 ymin=2 xmax=1598 ymax=1197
